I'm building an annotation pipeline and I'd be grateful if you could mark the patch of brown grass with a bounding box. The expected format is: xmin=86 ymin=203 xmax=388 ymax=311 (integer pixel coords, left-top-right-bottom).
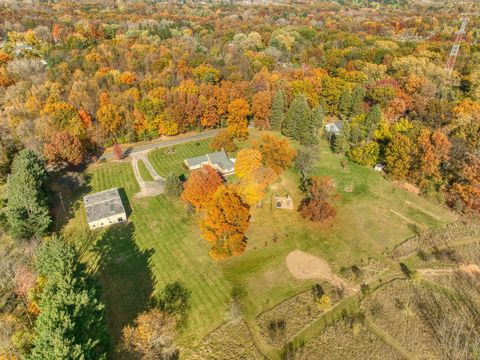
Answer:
xmin=296 ymin=318 xmax=403 ymax=360
xmin=361 ymin=278 xmax=480 ymax=360
xmin=256 ymin=283 xmax=341 ymax=347
xmin=185 ymin=319 xmax=264 ymax=360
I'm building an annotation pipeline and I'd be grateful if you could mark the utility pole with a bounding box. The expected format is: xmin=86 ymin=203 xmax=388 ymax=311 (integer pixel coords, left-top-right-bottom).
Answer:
xmin=445 ymin=17 xmax=469 ymax=73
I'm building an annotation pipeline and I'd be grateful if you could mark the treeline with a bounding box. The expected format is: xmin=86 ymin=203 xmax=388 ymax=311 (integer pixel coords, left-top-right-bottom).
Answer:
xmin=0 ymin=149 xmax=109 ymax=359
xmin=0 ymin=1 xmax=478 ymax=213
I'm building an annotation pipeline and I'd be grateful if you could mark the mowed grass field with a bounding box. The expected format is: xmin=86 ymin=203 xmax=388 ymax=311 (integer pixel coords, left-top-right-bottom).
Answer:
xmin=137 ymin=159 xmax=154 ymax=181
xmin=148 ymin=140 xmax=211 ymax=177
xmin=63 ymin=161 xmax=231 ymax=348
xmin=62 ymin=131 xmax=456 ymax=357
xmin=222 ymin=133 xmax=455 ymax=322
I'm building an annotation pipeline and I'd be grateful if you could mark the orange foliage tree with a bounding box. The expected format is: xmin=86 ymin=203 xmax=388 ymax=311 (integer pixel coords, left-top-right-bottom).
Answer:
xmin=252 ymin=90 xmax=271 ymax=130
xmin=414 ymin=129 xmax=451 ymax=185
xmin=121 ymin=309 xmax=177 ymax=359
xmin=450 ymin=155 xmax=480 ymax=213
xmin=119 ymin=71 xmax=136 ymax=85
xmin=235 ymin=148 xmax=277 ymax=206
xmin=181 ymin=165 xmax=223 ymax=211
xmin=96 ymin=103 xmax=125 ymax=137
xmin=201 ymin=185 xmax=250 ymax=260
xmin=201 ymin=96 xmax=220 ymax=128
xmin=299 ymin=176 xmax=337 ymax=222
xmin=226 ymin=98 xmax=249 ymax=140
xmin=43 ymin=131 xmax=85 ymax=167
xmin=78 ymin=108 xmax=92 ymax=128
xmin=255 ymin=134 xmax=296 ymax=174
xmin=251 ymin=166 xmax=277 ymax=188
xmin=235 ymin=149 xmax=263 ymax=180
xmin=209 ymin=129 xmax=237 ymax=153
xmin=0 ymin=51 xmax=12 ymax=63
xmin=52 ymin=24 xmax=61 ymax=42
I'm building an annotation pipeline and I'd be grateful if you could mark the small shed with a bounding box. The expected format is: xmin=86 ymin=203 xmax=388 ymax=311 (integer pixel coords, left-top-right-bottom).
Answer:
xmin=84 ymin=188 xmax=127 ymax=230
xmin=374 ymin=164 xmax=385 ymax=172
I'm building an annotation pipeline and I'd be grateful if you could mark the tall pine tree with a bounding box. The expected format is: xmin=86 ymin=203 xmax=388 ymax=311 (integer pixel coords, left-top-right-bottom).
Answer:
xmin=365 ymin=104 xmax=382 ymax=142
xmin=283 ymin=95 xmax=314 ymax=145
xmin=311 ymin=105 xmax=325 ymax=132
xmin=28 ymin=236 xmax=108 ymax=360
xmin=338 ymin=90 xmax=352 ymax=119
xmin=333 ymin=121 xmax=351 ymax=154
xmin=6 ymin=149 xmax=51 ymax=239
xmin=270 ymin=90 xmax=286 ymax=131
xmin=350 ymin=86 xmax=365 ymax=117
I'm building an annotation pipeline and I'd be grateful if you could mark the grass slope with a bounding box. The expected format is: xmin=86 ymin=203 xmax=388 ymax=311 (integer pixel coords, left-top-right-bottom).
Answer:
xmin=220 ymin=136 xmax=454 ymax=325
xmin=61 ymin=132 xmax=456 ymax=357
xmin=64 ymin=161 xmax=231 ymax=349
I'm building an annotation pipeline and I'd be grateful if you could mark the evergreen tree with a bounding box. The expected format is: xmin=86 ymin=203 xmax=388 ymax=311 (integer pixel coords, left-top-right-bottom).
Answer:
xmin=270 ymin=90 xmax=285 ymax=131
xmin=333 ymin=121 xmax=351 ymax=154
xmin=350 ymin=86 xmax=365 ymax=117
xmin=28 ymin=236 xmax=108 ymax=360
xmin=364 ymin=104 xmax=382 ymax=141
xmin=338 ymin=89 xmax=352 ymax=119
xmin=283 ymin=95 xmax=314 ymax=145
xmin=6 ymin=149 xmax=51 ymax=239
xmin=164 ymin=173 xmax=183 ymax=198
xmin=311 ymin=105 xmax=325 ymax=132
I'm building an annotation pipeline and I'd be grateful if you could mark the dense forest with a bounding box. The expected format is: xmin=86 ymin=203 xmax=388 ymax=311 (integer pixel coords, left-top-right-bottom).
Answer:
xmin=0 ymin=0 xmax=479 ymax=359
xmin=0 ymin=0 xmax=478 ymax=212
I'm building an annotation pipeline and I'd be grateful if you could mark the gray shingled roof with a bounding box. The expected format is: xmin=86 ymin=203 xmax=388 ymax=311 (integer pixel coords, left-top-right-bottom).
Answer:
xmin=84 ymin=188 xmax=126 ymax=223
xmin=207 ymin=151 xmax=234 ymax=171
xmin=185 ymin=150 xmax=234 ymax=172
xmin=185 ymin=154 xmax=209 ymax=168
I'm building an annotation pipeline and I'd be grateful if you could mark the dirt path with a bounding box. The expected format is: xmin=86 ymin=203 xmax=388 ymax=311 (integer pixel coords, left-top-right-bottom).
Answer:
xmin=131 ymin=151 xmax=165 ymax=197
xmin=418 ymin=264 xmax=480 ymax=280
xmin=364 ymin=317 xmax=415 ymax=360
xmin=403 ymin=200 xmax=442 ymax=221
xmin=286 ymin=250 xmax=359 ymax=294
xmin=389 ymin=209 xmax=417 ymax=224
xmin=418 ymin=268 xmax=456 ymax=277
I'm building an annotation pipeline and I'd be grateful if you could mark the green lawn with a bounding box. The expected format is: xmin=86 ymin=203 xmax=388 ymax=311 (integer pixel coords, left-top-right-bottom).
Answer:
xmin=148 ymin=140 xmax=211 ymax=177
xmin=61 ymin=131 xmax=456 ymax=357
xmin=220 ymin=138 xmax=455 ymax=324
xmin=63 ymin=162 xmax=231 ymax=349
xmin=137 ymin=159 xmax=154 ymax=181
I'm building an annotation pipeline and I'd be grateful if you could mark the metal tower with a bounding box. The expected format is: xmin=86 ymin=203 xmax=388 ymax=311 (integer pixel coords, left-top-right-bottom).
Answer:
xmin=445 ymin=17 xmax=469 ymax=72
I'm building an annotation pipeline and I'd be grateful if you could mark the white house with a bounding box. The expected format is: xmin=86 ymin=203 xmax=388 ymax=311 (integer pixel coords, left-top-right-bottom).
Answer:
xmin=184 ymin=150 xmax=235 ymax=175
xmin=324 ymin=121 xmax=343 ymax=135
xmin=84 ymin=188 xmax=127 ymax=230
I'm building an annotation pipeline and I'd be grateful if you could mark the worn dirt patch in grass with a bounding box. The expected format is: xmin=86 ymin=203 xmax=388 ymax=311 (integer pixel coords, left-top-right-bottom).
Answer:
xmin=286 ymin=250 xmax=358 ymax=294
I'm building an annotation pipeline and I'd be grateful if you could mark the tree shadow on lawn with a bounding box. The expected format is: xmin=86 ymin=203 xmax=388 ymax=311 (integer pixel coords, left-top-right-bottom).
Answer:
xmin=92 ymin=222 xmax=156 ymax=355
xmin=49 ymin=171 xmax=92 ymax=231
